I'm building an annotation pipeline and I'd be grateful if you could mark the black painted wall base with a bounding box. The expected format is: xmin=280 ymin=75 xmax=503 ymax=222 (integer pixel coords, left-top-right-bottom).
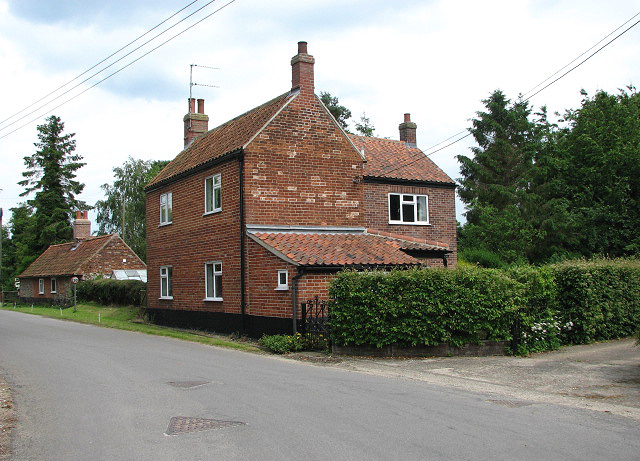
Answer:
xmin=146 ymin=308 xmax=301 ymax=338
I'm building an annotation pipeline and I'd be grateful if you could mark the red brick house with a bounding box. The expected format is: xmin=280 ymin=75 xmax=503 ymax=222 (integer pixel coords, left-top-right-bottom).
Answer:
xmin=145 ymin=42 xmax=456 ymax=335
xmin=18 ymin=211 xmax=146 ymax=304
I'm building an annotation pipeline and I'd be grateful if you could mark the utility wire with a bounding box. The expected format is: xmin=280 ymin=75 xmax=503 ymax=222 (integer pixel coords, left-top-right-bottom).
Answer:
xmin=0 ymin=0 xmax=223 ymax=134
xmin=0 ymin=0 xmax=201 ymax=129
xmin=380 ymin=11 xmax=640 ymax=177
xmin=0 ymin=0 xmax=237 ymax=141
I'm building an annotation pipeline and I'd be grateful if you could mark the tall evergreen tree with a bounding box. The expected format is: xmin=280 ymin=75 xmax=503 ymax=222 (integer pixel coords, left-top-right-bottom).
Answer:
xmin=95 ymin=157 xmax=169 ymax=261
xmin=18 ymin=115 xmax=86 ymax=257
xmin=320 ymin=91 xmax=352 ymax=131
xmin=355 ymin=112 xmax=375 ymax=137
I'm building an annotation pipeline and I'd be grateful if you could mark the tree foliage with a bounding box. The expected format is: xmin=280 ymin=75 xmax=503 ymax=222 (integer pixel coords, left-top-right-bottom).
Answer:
xmin=95 ymin=157 xmax=169 ymax=261
xmin=458 ymin=87 xmax=640 ymax=264
xmin=320 ymin=91 xmax=352 ymax=131
xmin=355 ymin=112 xmax=375 ymax=137
xmin=16 ymin=115 xmax=86 ymax=261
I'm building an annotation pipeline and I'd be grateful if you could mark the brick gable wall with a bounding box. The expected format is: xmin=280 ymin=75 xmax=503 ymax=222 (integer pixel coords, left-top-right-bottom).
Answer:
xmin=146 ymin=160 xmax=243 ymax=314
xmin=80 ymin=237 xmax=146 ymax=276
xmin=244 ymin=94 xmax=365 ymax=226
xmin=364 ymin=182 xmax=458 ymax=267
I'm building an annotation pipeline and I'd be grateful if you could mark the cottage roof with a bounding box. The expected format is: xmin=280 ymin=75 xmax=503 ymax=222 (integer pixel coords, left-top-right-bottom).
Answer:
xmin=19 ymin=235 xmax=119 ymax=277
xmin=247 ymin=228 xmax=449 ymax=267
xmin=349 ymin=134 xmax=455 ymax=184
xmin=147 ymin=91 xmax=298 ymax=188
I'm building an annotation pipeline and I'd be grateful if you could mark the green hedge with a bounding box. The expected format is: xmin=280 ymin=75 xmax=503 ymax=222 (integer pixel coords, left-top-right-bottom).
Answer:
xmin=329 ymin=267 xmax=522 ymax=348
xmin=328 ymin=260 xmax=640 ymax=355
xmin=77 ymin=279 xmax=146 ymax=306
xmin=552 ymin=260 xmax=640 ymax=344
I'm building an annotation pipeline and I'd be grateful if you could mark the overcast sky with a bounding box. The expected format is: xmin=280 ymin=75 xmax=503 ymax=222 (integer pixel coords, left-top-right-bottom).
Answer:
xmin=1 ymin=0 xmax=639 ymax=227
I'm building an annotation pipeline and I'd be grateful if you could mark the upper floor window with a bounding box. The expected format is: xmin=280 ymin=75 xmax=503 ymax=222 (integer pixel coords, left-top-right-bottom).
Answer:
xmin=204 ymin=174 xmax=222 ymax=214
xmin=204 ymin=262 xmax=223 ymax=300
xmin=388 ymin=193 xmax=429 ymax=225
xmin=160 ymin=192 xmax=173 ymax=225
xmin=38 ymin=278 xmax=44 ymax=294
xmin=160 ymin=266 xmax=173 ymax=299
xmin=51 ymin=278 xmax=57 ymax=294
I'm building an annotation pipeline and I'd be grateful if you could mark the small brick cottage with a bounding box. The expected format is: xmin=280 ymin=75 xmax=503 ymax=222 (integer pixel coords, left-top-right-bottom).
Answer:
xmin=145 ymin=42 xmax=457 ymax=336
xmin=18 ymin=211 xmax=146 ymax=304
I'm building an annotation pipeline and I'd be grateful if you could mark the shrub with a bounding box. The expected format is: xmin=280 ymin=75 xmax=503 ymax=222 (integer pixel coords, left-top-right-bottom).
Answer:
xmin=259 ymin=334 xmax=306 ymax=354
xmin=329 ymin=267 xmax=523 ymax=348
xmin=77 ymin=279 xmax=146 ymax=306
xmin=460 ymin=248 xmax=507 ymax=269
xmin=552 ymin=259 xmax=640 ymax=344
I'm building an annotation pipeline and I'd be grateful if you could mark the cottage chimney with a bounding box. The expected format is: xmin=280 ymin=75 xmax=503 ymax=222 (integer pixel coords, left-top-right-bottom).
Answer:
xmin=399 ymin=113 xmax=417 ymax=147
xmin=73 ymin=210 xmax=91 ymax=240
xmin=183 ymin=97 xmax=209 ymax=148
xmin=291 ymin=41 xmax=315 ymax=96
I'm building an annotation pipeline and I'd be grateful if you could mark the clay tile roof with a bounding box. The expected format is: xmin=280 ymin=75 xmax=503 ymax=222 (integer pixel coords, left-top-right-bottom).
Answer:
xmin=349 ymin=134 xmax=455 ymax=184
xmin=19 ymin=235 xmax=115 ymax=277
xmin=147 ymin=91 xmax=297 ymax=188
xmin=248 ymin=231 xmax=449 ymax=267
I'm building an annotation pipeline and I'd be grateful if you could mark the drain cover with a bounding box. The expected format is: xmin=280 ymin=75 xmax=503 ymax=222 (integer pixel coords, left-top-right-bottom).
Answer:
xmin=487 ymin=399 xmax=533 ymax=408
xmin=165 ymin=417 xmax=245 ymax=436
xmin=167 ymin=380 xmax=211 ymax=389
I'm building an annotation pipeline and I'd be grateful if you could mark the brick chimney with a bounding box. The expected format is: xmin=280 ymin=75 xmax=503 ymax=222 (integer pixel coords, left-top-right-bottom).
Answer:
xmin=73 ymin=211 xmax=91 ymax=240
xmin=183 ymin=97 xmax=209 ymax=148
xmin=291 ymin=41 xmax=315 ymax=96
xmin=399 ymin=113 xmax=417 ymax=147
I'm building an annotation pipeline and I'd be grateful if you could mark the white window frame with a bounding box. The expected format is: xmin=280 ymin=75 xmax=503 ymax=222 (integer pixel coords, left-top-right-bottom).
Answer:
xmin=276 ymin=270 xmax=289 ymax=290
xmin=388 ymin=193 xmax=430 ymax=225
xmin=159 ymin=192 xmax=173 ymax=226
xmin=204 ymin=262 xmax=223 ymax=301
xmin=51 ymin=278 xmax=57 ymax=294
xmin=38 ymin=278 xmax=44 ymax=294
xmin=159 ymin=266 xmax=173 ymax=299
xmin=204 ymin=174 xmax=222 ymax=215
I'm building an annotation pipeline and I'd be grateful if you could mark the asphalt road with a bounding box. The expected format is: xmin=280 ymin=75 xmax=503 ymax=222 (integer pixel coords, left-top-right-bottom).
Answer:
xmin=0 ymin=310 xmax=638 ymax=461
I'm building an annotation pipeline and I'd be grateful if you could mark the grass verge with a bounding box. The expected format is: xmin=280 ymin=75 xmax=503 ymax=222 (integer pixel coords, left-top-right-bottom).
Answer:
xmin=0 ymin=302 xmax=260 ymax=353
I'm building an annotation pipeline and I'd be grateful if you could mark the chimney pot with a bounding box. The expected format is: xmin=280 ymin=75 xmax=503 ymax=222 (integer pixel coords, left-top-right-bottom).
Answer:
xmin=197 ymin=98 xmax=204 ymax=114
xmin=404 ymin=113 xmax=411 ymax=123
xmin=298 ymin=41 xmax=308 ymax=54
xmin=188 ymin=97 xmax=196 ymax=113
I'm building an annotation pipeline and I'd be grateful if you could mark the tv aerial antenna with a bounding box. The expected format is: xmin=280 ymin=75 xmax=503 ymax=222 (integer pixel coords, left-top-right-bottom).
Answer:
xmin=189 ymin=64 xmax=220 ymax=99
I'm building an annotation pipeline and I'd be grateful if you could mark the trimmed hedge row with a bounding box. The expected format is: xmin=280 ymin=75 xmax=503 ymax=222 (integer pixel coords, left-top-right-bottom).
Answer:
xmin=328 ymin=260 xmax=640 ymax=355
xmin=77 ymin=279 xmax=146 ymax=306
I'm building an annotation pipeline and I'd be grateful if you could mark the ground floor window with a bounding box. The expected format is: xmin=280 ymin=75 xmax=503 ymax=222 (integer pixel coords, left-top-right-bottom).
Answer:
xmin=276 ymin=270 xmax=289 ymax=290
xmin=38 ymin=278 xmax=44 ymax=294
xmin=51 ymin=278 xmax=57 ymax=294
xmin=205 ymin=262 xmax=222 ymax=300
xmin=160 ymin=266 xmax=173 ymax=299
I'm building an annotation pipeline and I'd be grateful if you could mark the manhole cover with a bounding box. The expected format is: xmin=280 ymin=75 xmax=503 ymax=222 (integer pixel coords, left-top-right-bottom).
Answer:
xmin=167 ymin=380 xmax=211 ymax=389
xmin=487 ymin=399 xmax=533 ymax=408
xmin=165 ymin=417 xmax=245 ymax=436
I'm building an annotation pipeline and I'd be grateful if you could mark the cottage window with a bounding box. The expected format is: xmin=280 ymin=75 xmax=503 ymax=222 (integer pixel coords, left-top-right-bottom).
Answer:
xmin=51 ymin=278 xmax=57 ymax=294
xmin=276 ymin=270 xmax=289 ymax=290
xmin=204 ymin=174 xmax=222 ymax=214
xmin=160 ymin=266 xmax=173 ymax=299
xmin=204 ymin=262 xmax=223 ymax=300
xmin=160 ymin=192 xmax=173 ymax=225
xmin=38 ymin=278 xmax=44 ymax=294
xmin=388 ymin=193 xmax=429 ymax=225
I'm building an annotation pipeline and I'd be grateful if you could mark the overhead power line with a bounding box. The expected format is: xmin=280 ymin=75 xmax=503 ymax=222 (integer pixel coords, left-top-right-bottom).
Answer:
xmin=0 ymin=1 xmax=202 ymax=129
xmin=380 ymin=10 xmax=640 ymax=178
xmin=0 ymin=0 xmax=225 ymax=135
xmin=0 ymin=0 xmax=238 ymax=141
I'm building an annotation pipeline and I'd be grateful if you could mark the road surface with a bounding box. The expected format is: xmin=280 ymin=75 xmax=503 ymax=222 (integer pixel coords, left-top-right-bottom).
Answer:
xmin=0 ymin=310 xmax=638 ymax=460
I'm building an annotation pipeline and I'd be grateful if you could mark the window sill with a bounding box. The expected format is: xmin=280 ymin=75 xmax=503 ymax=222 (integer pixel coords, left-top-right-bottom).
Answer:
xmin=388 ymin=221 xmax=431 ymax=226
xmin=158 ymin=222 xmax=173 ymax=227
xmin=203 ymin=297 xmax=223 ymax=302
xmin=159 ymin=296 xmax=174 ymax=300
xmin=202 ymin=209 xmax=222 ymax=216
xmin=51 ymin=292 xmax=57 ymax=294
xmin=275 ymin=287 xmax=289 ymax=291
